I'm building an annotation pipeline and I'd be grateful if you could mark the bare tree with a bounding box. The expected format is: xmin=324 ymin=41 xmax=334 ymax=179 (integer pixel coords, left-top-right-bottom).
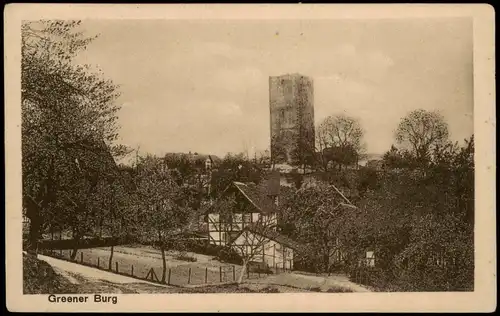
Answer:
xmin=395 ymin=109 xmax=449 ymax=166
xmin=317 ymin=114 xmax=365 ymax=171
xmin=231 ymin=216 xmax=279 ymax=284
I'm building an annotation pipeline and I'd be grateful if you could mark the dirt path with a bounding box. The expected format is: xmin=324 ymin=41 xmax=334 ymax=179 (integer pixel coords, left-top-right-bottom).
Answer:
xmin=245 ymin=272 xmax=372 ymax=292
xmin=37 ymin=254 xmax=176 ymax=293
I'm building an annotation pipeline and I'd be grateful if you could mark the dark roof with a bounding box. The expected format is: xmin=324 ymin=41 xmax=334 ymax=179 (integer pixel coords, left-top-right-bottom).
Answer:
xmin=233 ymin=182 xmax=278 ymax=215
xmin=259 ymin=170 xmax=280 ymax=196
xmin=66 ymin=138 xmax=119 ymax=179
xmin=197 ymin=181 xmax=279 ymax=216
xmin=238 ymin=223 xmax=306 ymax=253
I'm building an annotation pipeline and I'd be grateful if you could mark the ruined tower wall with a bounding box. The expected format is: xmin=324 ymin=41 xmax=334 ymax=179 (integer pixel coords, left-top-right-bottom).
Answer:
xmin=269 ymin=74 xmax=315 ymax=166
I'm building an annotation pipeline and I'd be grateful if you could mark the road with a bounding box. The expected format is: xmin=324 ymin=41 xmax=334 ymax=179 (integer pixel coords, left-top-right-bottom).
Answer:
xmin=245 ymin=271 xmax=372 ymax=292
xmin=37 ymin=254 xmax=177 ymax=294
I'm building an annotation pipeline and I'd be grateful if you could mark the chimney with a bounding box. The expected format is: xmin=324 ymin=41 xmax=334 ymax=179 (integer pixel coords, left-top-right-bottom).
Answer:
xmin=259 ymin=170 xmax=281 ymax=206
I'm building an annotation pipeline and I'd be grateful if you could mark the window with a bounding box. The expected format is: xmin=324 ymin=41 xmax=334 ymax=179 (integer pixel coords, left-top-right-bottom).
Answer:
xmin=243 ymin=213 xmax=251 ymax=224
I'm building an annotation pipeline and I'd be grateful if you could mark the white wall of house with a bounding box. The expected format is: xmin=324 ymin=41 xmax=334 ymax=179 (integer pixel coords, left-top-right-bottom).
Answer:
xmin=207 ymin=211 xmax=271 ymax=246
xmin=232 ymin=231 xmax=294 ymax=270
xmin=261 ymin=213 xmax=278 ymax=226
xmin=252 ymin=212 xmax=259 ymax=223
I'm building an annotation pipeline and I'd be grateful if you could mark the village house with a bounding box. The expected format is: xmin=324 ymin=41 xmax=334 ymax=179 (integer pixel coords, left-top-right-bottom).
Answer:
xmin=230 ymin=222 xmax=302 ymax=270
xmin=192 ymin=171 xmax=303 ymax=270
xmin=196 ymin=179 xmax=280 ymax=246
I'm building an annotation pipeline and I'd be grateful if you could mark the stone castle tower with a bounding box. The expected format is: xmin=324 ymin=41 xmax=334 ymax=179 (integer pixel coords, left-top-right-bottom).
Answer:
xmin=269 ymin=73 xmax=315 ymax=166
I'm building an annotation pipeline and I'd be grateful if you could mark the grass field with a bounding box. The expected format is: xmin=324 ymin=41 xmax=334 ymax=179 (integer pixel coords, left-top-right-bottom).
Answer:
xmin=48 ymin=245 xmax=253 ymax=286
xmin=42 ymin=245 xmax=369 ymax=292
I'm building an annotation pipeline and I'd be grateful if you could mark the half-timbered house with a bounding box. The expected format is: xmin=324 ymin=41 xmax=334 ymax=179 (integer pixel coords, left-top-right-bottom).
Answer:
xmin=196 ymin=180 xmax=280 ymax=246
xmin=230 ymin=222 xmax=303 ymax=270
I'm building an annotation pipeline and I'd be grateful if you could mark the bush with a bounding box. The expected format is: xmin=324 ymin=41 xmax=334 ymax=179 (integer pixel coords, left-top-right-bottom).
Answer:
xmin=260 ymin=286 xmax=280 ymax=293
xmin=216 ymin=246 xmax=243 ymax=265
xmin=308 ymin=287 xmax=322 ymax=292
xmin=175 ymin=253 xmax=197 ymax=262
xmin=23 ymin=253 xmax=76 ymax=294
xmin=187 ymin=284 xmax=258 ymax=293
xmin=326 ymin=287 xmax=353 ymax=293
xmin=247 ymin=261 xmax=273 ymax=274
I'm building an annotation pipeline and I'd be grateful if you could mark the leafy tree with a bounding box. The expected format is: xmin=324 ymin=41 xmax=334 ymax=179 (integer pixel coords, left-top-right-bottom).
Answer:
xmin=342 ymin=135 xmax=474 ymax=291
xmin=21 ymin=20 xmax=124 ymax=253
xmin=357 ymin=166 xmax=380 ymax=196
xmin=210 ymin=153 xmax=264 ymax=199
xmin=92 ymin=171 xmax=135 ymax=269
xmin=134 ymin=155 xmax=192 ymax=283
xmin=279 ymin=184 xmax=356 ymax=274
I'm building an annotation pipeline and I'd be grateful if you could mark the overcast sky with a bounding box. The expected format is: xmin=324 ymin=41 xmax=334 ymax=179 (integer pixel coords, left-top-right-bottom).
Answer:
xmin=75 ymin=18 xmax=473 ymax=160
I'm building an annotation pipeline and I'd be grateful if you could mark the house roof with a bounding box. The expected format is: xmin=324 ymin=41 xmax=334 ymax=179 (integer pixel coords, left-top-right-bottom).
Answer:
xmin=197 ymin=181 xmax=279 ymax=216
xmin=67 ymin=138 xmax=119 ymax=180
xmin=233 ymin=182 xmax=278 ymax=215
xmin=235 ymin=223 xmax=306 ymax=253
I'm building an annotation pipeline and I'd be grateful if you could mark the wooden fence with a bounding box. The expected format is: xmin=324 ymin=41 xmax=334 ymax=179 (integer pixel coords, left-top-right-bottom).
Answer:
xmin=39 ymin=248 xmax=276 ymax=287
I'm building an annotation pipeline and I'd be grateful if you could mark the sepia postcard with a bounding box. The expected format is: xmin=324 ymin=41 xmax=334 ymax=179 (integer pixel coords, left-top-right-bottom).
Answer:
xmin=4 ymin=3 xmax=496 ymax=313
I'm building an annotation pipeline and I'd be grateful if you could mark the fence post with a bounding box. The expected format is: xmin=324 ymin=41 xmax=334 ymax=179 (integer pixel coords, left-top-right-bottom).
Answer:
xmin=188 ymin=268 xmax=192 ymax=284
xmin=205 ymin=267 xmax=208 ymax=284
xmin=116 ymin=262 xmax=119 ymax=273
xmin=233 ymin=266 xmax=235 ymax=282
xmin=97 ymin=257 xmax=100 ymax=269
xmin=219 ymin=266 xmax=222 ymax=283
xmin=80 ymin=252 xmax=83 ymax=263
xmin=131 ymin=265 xmax=134 ymax=277
xmin=167 ymin=268 xmax=171 ymax=285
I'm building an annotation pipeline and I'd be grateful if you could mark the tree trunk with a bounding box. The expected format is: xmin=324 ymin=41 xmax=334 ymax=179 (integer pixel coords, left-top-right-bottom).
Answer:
xmin=237 ymin=259 xmax=248 ymax=284
xmin=99 ymin=217 xmax=103 ymax=239
xmin=108 ymin=245 xmax=114 ymax=270
xmin=70 ymin=247 xmax=78 ymax=261
xmin=28 ymin=220 xmax=40 ymax=255
xmin=27 ymin=206 xmax=41 ymax=255
xmin=161 ymin=246 xmax=167 ymax=284
xmin=70 ymin=229 xmax=80 ymax=260
xmin=158 ymin=230 xmax=168 ymax=284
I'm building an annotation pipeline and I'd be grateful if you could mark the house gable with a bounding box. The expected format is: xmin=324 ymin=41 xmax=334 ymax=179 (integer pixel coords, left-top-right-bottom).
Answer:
xmin=193 ymin=180 xmax=281 ymax=246
xmin=230 ymin=229 xmax=296 ymax=270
